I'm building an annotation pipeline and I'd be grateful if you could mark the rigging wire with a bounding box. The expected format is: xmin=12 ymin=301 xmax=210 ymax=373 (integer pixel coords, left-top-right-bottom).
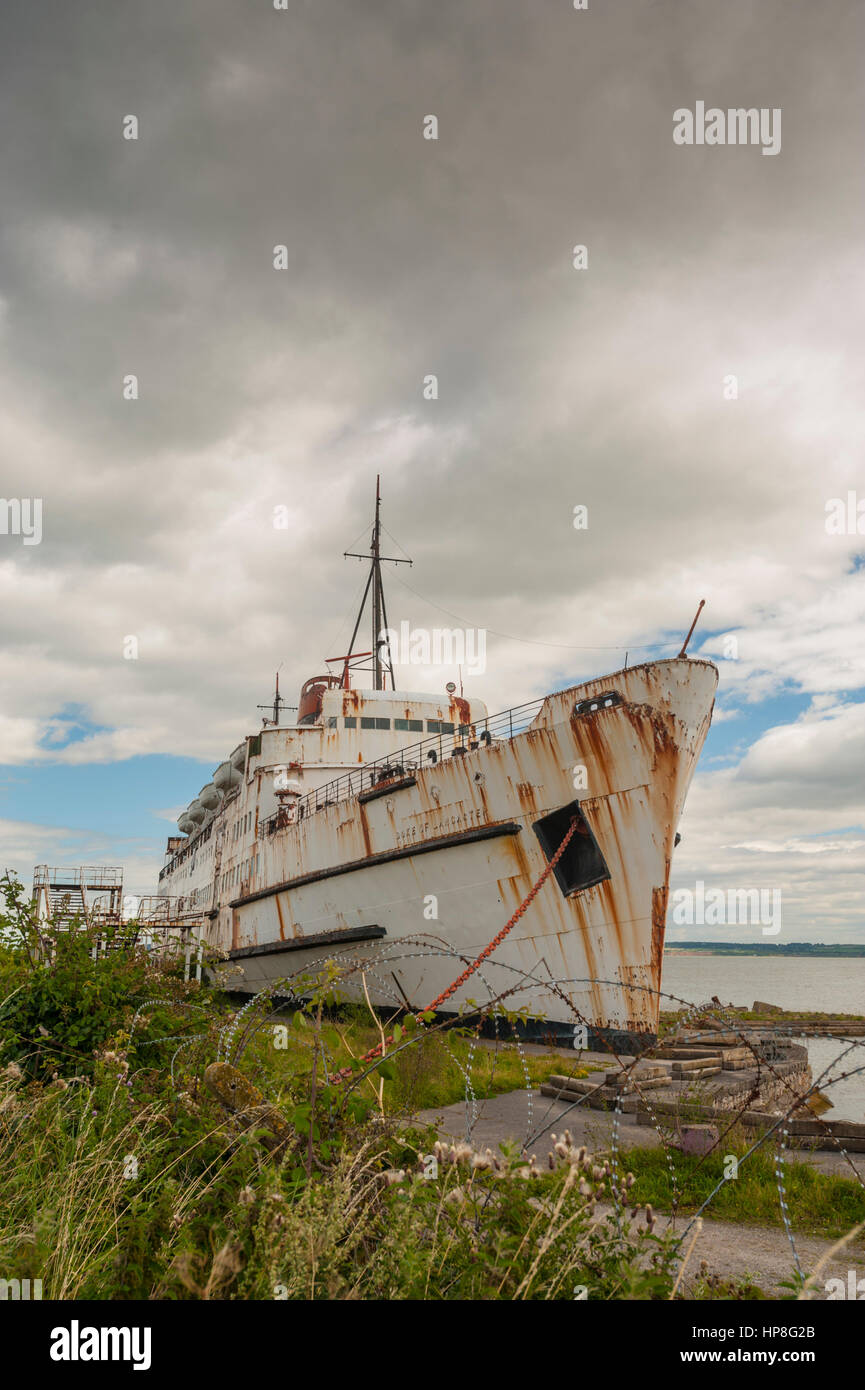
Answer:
xmin=277 ymin=567 xmax=372 ymax=678
xmin=380 ymin=524 xmax=414 ymax=564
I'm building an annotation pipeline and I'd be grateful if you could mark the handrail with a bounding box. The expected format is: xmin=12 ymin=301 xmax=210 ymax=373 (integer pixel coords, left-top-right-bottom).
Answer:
xmin=258 ymin=696 xmax=547 ymax=836
xmin=33 ymin=865 xmax=123 ymax=888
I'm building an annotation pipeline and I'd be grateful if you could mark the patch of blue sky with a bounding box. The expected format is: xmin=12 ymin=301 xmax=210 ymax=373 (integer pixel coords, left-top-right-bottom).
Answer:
xmin=701 ymin=688 xmax=813 ymax=766
xmin=37 ymin=703 xmax=113 ymax=749
xmin=0 ymin=754 xmax=213 ymax=842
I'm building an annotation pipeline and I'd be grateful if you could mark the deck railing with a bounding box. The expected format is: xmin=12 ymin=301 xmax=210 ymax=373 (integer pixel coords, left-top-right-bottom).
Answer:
xmin=258 ymin=696 xmax=547 ymax=837
xmin=33 ymin=865 xmax=124 ymax=889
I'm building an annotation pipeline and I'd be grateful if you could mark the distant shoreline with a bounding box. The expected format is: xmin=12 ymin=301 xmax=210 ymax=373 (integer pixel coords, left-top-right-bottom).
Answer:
xmin=665 ymin=943 xmax=865 ymax=958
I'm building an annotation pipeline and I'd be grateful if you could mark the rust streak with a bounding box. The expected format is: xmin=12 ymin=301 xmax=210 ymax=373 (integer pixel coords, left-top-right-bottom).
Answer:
xmin=274 ymin=892 xmax=287 ymax=942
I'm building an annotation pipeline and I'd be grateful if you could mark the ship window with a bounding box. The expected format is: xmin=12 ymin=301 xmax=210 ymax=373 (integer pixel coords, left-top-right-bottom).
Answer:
xmin=395 ymin=718 xmax=424 ymax=732
xmin=574 ymin=691 xmax=623 ymax=717
xmin=361 ymin=717 xmax=391 ymax=729
xmin=427 ymin=720 xmax=455 ymax=734
xmin=459 ymin=723 xmax=471 ymax=735
xmin=532 ymin=800 xmax=610 ymax=897
xmin=344 ymin=717 xmax=357 ymax=728
xmin=326 ymin=717 xmax=338 ymax=728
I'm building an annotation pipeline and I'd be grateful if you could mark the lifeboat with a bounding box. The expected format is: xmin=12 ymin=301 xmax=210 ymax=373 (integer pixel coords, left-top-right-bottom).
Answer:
xmin=186 ymin=798 xmax=205 ymax=828
xmin=177 ymin=812 xmax=195 ymax=836
xmin=199 ymin=783 xmax=222 ymax=811
xmin=214 ymin=759 xmax=241 ymax=792
xmin=230 ymin=743 xmax=247 ymax=772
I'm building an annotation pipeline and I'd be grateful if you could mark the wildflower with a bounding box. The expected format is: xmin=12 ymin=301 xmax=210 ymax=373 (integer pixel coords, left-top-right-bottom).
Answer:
xmin=382 ymin=1169 xmax=406 ymax=1186
xmin=238 ymin=1186 xmax=256 ymax=1207
xmin=3 ymin=1062 xmax=23 ymax=1081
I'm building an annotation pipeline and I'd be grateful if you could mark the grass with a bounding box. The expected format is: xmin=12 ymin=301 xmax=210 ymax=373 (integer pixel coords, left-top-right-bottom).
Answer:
xmin=619 ymin=1141 xmax=865 ymax=1241
xmin=239 ymin=1004 xmax=590 ymax=1112
xmin=659 ymin=1008 xmax=865 ymax=1033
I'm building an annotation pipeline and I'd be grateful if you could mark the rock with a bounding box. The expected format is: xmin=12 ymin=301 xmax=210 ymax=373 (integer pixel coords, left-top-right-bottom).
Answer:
xmin=752 ymin=1000 xmax=784 ymax=1014
xmin=204 ymin=1060 xmax=294 ymax=1153
xmin=679 ymin=1124 xmax=720 ymax=1155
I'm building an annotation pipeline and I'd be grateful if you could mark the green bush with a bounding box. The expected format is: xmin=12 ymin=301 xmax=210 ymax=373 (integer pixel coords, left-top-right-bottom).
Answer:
xmin=0 ymin=871 xmax=203 ymax=1080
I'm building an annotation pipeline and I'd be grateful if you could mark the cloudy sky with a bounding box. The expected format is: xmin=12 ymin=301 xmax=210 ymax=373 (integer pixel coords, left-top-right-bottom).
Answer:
xmin=0 ymin=0 xmax=862 ymax=940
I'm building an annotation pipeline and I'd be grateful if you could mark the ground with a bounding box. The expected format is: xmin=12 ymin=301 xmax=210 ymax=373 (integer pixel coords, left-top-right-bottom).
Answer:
xmin=418 ymin=1053 xmax=865 ymax=1299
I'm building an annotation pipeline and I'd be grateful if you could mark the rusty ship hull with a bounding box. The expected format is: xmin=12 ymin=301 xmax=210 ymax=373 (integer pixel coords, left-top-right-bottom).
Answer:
xmin=159 ymin=656 xmax=717 ymax=1048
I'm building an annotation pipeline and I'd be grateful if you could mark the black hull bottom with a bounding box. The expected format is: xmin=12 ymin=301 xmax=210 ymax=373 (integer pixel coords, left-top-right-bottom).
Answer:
xmin=445 ymin=1010 xmax=657 ymax=1057
xmin=220 ymin=988 xmax=656 ymax=1059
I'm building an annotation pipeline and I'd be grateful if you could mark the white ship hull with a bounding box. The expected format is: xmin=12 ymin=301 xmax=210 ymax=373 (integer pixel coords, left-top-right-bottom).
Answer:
xmin=160 ymin=657 xmax=717 ymax=1047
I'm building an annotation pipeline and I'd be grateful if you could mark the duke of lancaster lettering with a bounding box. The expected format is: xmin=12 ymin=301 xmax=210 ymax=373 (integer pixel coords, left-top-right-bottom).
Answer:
xmin=49 ymin=1321 xmax=152 ymax=1371
xmin=673 ymin=102 xmax=781 ymax=156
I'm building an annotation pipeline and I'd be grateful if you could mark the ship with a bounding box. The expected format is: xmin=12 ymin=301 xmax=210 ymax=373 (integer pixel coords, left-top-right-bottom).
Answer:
xmin=156 ymin=481 xmax=718 ymax=1050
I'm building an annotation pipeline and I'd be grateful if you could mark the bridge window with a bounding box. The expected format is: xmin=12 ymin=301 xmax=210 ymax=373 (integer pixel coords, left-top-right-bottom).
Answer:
xmin=361 ymin=717 xmax=391 ymax=729
xmin=395 ymin=718 xmax=423 ymax=731
xmin=427 ymin=720 xmax=454 ymax=734
xmin=344 ymin=717 xmax=357 ymax=728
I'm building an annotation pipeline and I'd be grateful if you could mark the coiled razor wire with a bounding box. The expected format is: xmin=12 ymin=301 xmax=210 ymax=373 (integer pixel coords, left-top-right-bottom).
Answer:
xmin=131 ymin=937 xmax=865 ymax=1294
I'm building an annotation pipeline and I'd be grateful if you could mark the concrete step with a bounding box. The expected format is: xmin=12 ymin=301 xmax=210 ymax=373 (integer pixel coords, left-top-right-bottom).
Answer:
xmin=541 ymin=1082 xmax=637 ymax=1112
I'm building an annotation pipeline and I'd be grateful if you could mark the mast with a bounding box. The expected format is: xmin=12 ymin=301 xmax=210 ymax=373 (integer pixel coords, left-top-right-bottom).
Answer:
xmin=256 ymin=670 xmax=295 ymax=725
xmin=343 ymin=476 xmax=411 ymax=690
xmin=372 ymin=477 xmax=383 ymax=689
xmin=273 ymin=671 xmax=282 ymax=724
